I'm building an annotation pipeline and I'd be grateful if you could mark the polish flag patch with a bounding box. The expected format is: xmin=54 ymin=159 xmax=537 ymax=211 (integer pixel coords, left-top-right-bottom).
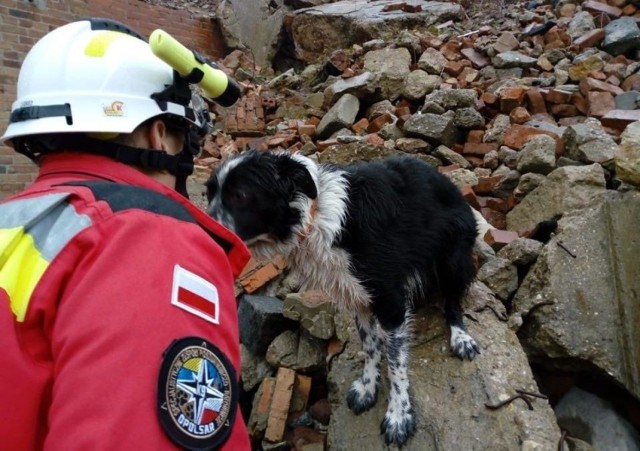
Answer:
xmin=171 ymin=265 xmax=220 ymax=325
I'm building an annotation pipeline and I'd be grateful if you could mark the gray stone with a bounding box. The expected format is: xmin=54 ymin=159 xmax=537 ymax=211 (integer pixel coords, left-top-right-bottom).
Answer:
xmin=422 ymin=88 xmax=478 ymax=111
xmin=492 ymin=51 xmax=538 ymax=69
xmin=513 ymin=191 xmax=640 ymax=399
xmin=563 ymin=120 xmax=617 ymax=164
xmin=240 ymin=344 xmax=274 ymax=392
xmin=265 ymin=329 xmax=326 ymax=371
xmin=216 ymin=0 xmax=290 ymax=67
xmin=395 ymin=137 xmax=431 ymax=154
xmin=513 ymin=172 xmax=547 ymax=201
xmin=432 ymin=145 xmax=472 ymax=169
xmin=289 ymin=0 xmax=463 ymax=63
xmin=497 ymin=238 xmax=544 ymax=266
xmin=602 ymin=16 xmax=640 ymax=57
xmin=568 ymin=11 xmax=596 ymax=39
xmin=283 ymin=292 xmax=336 ymax=340
xmin=324 ymin=71 xmax=378 ymax=105
xmin=498 ymin=146 xmax=519 ymax=169
xmin=615 ymin=91 xmax=640 ymax=110
xmin=327 ymin=300 xmax=562 ymax=450
xmin=238 ymin=295 xmax=297 ymax=355
xmin=403 ymin=70 xmax=441 ymax=101
xmin=517 ymin=134 xmax=557 ymax=175
xmin=506 ymin=164 xmax=607 ymax=233
xmin=555 ymin=387 xmax=640 ymax=451
xmin=317 ymin=142 xmax=395 ymax=165
xmin=363 ymin=47 xmax=411 ymax=101
xmin=316 ymin=93 xmax=360 ymax=139
xmin=477 ymin=257 xmax=519 ymax=302
xmin=491 ymin=169 xmax=521 ymax=199
xmin=615 ymin=120 xmax=640 ymax=187
xmin=454 ymin=107 xmax=485 ymax=129
xmin=403 ymin=113 xmax=459 ymax=147
xmin=484 ymin=114 xmax=511 ymax=144
xmin=446 ymin=168 xmax=479 ymax=189
xmin=417 ymin=47 xmax=448 ymax=75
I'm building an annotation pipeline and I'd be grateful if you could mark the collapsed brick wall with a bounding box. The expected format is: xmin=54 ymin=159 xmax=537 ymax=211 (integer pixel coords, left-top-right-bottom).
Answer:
xmin=0 ymin=0 xmax=226 ymax=199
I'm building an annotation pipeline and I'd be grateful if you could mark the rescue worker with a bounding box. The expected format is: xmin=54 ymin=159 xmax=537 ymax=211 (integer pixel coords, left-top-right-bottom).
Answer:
xmin=0 ymin=18 xmax=251 ymax=450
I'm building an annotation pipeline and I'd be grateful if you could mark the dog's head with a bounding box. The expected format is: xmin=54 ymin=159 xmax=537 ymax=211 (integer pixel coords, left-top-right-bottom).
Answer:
xmin=206 ymin=150 xmax=317 ymax=256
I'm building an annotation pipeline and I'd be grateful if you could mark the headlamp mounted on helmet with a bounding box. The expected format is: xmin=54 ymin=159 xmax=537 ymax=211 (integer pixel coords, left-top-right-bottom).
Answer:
xmin=1 ymin=18 xmax=241 ymax=197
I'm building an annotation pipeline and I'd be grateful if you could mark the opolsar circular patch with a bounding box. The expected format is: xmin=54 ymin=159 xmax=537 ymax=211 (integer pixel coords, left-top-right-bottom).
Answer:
xmin=157 ymin=337 xmax=238 ymax=450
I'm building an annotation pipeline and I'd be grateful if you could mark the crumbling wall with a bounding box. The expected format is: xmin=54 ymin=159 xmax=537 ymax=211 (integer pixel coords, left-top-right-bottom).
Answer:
xmin=0 ymin=0 xmax=225 ymax=199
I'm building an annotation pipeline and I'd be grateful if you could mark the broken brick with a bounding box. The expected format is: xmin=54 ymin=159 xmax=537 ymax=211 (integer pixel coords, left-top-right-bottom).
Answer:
xmin=484 ymin=229 xmax=519 ymax=251
xmin=587 ymin=91 xmax=615 ymax=117
xmin=265 ymin=367 xmax=297 ymax=443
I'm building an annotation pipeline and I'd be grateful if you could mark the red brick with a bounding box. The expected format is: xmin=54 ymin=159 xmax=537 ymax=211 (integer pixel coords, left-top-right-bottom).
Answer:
xmin=550 ymin=103 xmax=579 ymax=117
xmin=462 ymin=142 xmax=499 ymax=156
xmin=571 ymin=92 xmax=589 ymax=115
xmin=587 ymin=91 xmax=615 ymax=117
xmin=351 ymin=118 xmax=369 ymax=134
xmin=544 ymin=88 xmax=573 ymax=104
xmin=265 ymin=367 xmax=297 ymax=443
xmin=461 ymin=184 xmax=481 ymax=211
xmin=483 ymin=229 xmax=519 ymax=251
xmin=573 ymin=28 xmax=605 ymax=50
xmin=237 ymin=256 xmax=287 ymax=294
xmin=367 ymin=112 xmax=393 ymax=133
xmin=467 ymin=130 xmax=485 ymax=143
xmin=290 ymin=374 xmax=313 ymax=414
xmin=601 ymin=109 xmax=640 ymax=132
xmin=444 ymin=60 xmax=464 ymax=76
xmin=460 ymin=47 xmax=490 ymax=68
xmin=298 ymin=124 xmax=316 ymax=137
xmin=503 ymin=124 xmax=564 ymax=154
xmin=499 ymin=87 xmax=526 ymax=113
xmin=480 ymin=208 xmax=506 ymax=230
xmin=248 ymin=377 xmax=276 ymax=440
xmin=473 ymin=175 xmax=504 ymax=195
xmin=582 ymin=0 xmax=622 ymax=18
xmin=579 ymin=77 xmax=624 ymax=97
xmin=525 ymin=88 xmax=548 ymax=115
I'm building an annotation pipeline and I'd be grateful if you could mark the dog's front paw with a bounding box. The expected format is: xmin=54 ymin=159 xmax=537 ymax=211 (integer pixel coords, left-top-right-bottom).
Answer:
xmin=380 ymin=407 xmax=416 ymax=447
xmin=347 ymin=379 xmax=377 ymax=414
xmin=450 ymin=326 xmax=480 ymax=360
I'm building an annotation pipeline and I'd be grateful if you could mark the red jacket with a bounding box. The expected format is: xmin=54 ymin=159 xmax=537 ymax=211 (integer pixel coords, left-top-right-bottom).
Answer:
xmin=0 ymin=153 xmax=251 ymax=450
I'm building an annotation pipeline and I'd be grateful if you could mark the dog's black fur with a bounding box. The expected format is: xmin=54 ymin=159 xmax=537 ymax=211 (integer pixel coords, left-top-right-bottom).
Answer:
xmin=206 ymin=150 xmax=480 ymax=446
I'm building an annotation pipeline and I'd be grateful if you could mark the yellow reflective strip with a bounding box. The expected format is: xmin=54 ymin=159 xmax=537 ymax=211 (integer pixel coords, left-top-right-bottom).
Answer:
xmin=84 ymin=31 xmax=127 ymax=57
xmin=0 ymin=228 xmax=48 ymax=323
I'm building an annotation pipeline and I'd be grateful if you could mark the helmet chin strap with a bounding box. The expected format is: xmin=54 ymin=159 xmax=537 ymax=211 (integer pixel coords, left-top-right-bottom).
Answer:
xmin=17 ymin=131 xmax=200 ymax=198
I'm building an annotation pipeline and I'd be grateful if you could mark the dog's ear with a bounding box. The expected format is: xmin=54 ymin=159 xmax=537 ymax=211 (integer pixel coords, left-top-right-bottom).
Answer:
xmin=275 ymin=155 xmax=318 ymax=200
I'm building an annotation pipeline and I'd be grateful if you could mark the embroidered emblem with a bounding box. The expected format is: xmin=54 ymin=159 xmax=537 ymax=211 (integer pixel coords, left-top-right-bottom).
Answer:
xmin=171 ymin=265 xmax=220 ymax=325
xmin=158 ymin=337 xmax=237 ymax=450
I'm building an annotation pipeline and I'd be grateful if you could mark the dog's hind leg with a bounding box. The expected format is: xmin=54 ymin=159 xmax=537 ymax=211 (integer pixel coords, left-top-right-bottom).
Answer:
xmin=347 ymin=310 xmax=383 ymax=414
xmin=380 ymin=312 xmax=416 ymax=446
xmin=440 ymin=253 xmax=480 ymax=360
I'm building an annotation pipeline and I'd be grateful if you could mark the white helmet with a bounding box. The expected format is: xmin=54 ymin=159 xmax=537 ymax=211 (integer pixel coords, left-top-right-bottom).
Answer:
xmin=1 ymin=18 xmax=204 ymax=146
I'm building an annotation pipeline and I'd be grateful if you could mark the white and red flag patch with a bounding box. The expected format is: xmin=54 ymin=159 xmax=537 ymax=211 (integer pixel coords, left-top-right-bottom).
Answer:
xmin=171 ymin=265 xmax=220 ymax=325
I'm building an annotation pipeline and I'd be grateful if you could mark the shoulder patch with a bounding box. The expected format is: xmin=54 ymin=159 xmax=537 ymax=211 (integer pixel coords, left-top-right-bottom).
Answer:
xmin=171 ymin=265 xmax=220 ymax=325
xmin=157 ymin=337 xmax=238 ymax=450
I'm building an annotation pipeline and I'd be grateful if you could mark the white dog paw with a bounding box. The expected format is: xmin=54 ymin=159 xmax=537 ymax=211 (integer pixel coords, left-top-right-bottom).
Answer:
xmin=380 ymin=407 xmax=416 ymax=446
xmin=450 ymin=326 xmax=480 ymax=360
xmin=347 ymin=379 xmax=377 ymax=414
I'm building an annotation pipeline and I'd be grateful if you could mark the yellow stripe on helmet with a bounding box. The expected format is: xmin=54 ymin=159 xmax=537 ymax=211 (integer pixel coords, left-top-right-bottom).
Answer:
xmin=84 ymin=30 xmax=134 ymax=57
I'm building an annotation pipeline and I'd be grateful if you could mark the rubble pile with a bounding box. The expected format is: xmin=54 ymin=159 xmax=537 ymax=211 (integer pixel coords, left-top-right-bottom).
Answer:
xmin=182 ymin=0 xmax=640 ymax=449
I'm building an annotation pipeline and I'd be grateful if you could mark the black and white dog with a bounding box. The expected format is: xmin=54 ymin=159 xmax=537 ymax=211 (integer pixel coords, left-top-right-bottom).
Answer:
xmin=206 ymin=150 xmax=480 ymax=446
